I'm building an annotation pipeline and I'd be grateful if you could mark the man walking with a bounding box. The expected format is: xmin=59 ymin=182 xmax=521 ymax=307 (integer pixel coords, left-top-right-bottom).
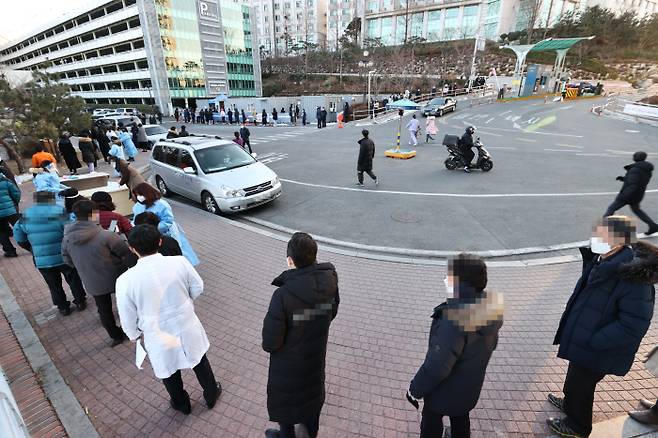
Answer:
xmin=321 ymin=107 xmax=327 ymax=128
xmin=547 ymin=216 xmax=655 ymax=438
xmin=116 ymin=225 xmax=222 ymax=415
xmin=13 ymin=191 xmax=87 ymax=316
xmin=240 ymin=123 xmax=252 ymax=154
xmin=61 ymin=200 xmax=134 ymax=347
xmin=263 ymin=233 xmax=339 ymax=438
xmin=357 ymin=129 xmax=378 ymax=187
xmin=406 ymin=114 xmax=420 ymax=147
xmin=604 ymin=151 xmax=658 ymax=235
xmin=0 ymin=171 xmax=20 ymax=257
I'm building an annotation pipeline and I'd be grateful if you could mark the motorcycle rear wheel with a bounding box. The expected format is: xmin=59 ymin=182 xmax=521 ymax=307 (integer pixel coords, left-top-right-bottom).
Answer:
xmin=445 ymin=158 xmax=458 ymax=170
xmin=481 ymin=160 xmax=493 ymax=172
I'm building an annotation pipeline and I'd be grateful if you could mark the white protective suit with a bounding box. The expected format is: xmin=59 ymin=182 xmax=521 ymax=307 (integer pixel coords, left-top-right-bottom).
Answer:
xmin=116 ymin=253 xmax=210 ymax=379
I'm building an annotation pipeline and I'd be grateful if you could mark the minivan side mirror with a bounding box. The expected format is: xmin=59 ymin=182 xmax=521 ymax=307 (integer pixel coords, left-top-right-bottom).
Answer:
xmin=251 ymin=152 xmax=258 ymax=159
xmin=183 ymin=166 xmax=196 ymax=174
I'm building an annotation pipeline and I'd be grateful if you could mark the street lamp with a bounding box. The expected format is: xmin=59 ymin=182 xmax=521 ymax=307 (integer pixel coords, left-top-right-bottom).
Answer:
xmin=358 ymin=51 xmax=373 ymax=109
xmin=367 ymin=70 xmax=376 ymax=120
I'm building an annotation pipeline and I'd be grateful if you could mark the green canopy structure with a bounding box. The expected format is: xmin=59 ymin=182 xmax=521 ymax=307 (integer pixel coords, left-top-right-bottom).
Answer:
xmin=500 ymin=36 xmax=595 ymax=95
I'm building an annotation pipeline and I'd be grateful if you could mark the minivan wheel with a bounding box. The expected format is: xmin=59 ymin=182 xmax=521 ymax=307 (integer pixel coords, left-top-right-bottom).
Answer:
xmin=156 ymin=176 xmax=171 ymax=197
xmin=202 ymin=192 xmax=221 ymax=215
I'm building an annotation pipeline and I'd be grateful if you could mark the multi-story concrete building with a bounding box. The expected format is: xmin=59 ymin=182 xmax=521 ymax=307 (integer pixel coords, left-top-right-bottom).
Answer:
xmin=250 ymin=0 xmax=328 ymax=57
xmin=0 ymin=0 xmax=262 ymax=114
xmin=580 ymin=0 xmax=658 ymax=15
xmin=326 ymin=0 xmax=364 ymax=50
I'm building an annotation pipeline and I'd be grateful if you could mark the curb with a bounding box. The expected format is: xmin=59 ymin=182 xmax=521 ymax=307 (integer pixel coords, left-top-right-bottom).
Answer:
xmin=0 ymin=273 xmax=99 ymax=438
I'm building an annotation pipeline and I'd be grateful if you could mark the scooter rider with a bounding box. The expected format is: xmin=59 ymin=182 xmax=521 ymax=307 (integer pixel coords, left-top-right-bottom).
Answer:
xmin=460 ymin=126 xmax=476 ymax=173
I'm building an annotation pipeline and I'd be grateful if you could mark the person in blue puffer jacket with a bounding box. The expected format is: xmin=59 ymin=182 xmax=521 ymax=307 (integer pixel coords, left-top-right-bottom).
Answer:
xmin=118 ymin=127 xmax=137 ymax=162
xmin=0 ymin=172 xmax=21 ymax=257
xmin=13 ymin=191 xmax=87 ymax=316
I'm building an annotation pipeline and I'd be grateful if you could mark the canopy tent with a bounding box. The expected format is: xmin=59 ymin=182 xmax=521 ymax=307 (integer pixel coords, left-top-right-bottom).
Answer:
xmin=385 ymin=98 xmax=420 ymax=110
xmin=209 ymin=94 xmax=229 ymax=104
xmin=500 ymin=36 xmax=595 ymax=95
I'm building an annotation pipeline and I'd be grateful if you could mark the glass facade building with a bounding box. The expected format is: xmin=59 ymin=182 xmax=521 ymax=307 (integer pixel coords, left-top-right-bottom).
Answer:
xmin=221 ymin=1 xmax=257 ymax=97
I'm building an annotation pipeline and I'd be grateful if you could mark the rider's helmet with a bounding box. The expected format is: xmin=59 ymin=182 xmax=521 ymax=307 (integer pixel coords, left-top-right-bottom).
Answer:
xmin=466 ymin=126 xmax=476 ymax=135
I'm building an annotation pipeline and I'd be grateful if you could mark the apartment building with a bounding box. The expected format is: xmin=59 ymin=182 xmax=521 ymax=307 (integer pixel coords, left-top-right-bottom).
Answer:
xmin=326 ymin=0 xmax=364 ymax=49
xmin=0 ymin=0 xmax=262 ymax=114
xmin=250 ymin=0 xmax=328 ymax=56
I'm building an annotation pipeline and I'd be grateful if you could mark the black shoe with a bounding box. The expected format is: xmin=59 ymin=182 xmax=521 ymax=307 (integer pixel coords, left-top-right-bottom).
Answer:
xmin=75 ymin=300 xmax=87 ymax=311
xmin=170 ymin=391 xmax=191 ymax=415
xmin=59 ymin=307 xmax=72 ymax=316
xmin=265 ymin=429 xmax=280 ymax=438
xmin=3 ymin=252 xmax=17 ymax=258
xmin=205 ymin=381 xmax=222 ymax=409
xmin=647 ymin=225 xmax=658 ymax=236
xmin=548 ymin=393 xmax=565 ymax=413
xmin=110 ymin=333 xmax=128 ymax=348
xmin=546 ymin=417 xmax=585 ymax=438
xmin=629 ymin=408 xmax=658 ymax=425
xmin=640 ymin=399 xmax=656 ymax=410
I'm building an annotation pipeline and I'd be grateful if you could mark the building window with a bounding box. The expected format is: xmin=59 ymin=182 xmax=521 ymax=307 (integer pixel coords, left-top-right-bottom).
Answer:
xmin=444 ymin=8 xmax=459 ymax=40
xmin=106 ymin=1 xmax=123 ymax=14
xmin=110 ymin=22 xmax=128 ymax=34
xmin=95 ymin=28 xmax=110 ymax=38
xmin=381 ymin=17 xmax=393 ymax=45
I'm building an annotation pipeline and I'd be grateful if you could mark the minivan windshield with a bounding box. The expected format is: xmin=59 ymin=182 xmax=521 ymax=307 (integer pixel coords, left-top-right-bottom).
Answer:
xmin=145 ymin=126 xmax=167 ymax=135
xmin=194 ymin=144 xmax=255 ymax=174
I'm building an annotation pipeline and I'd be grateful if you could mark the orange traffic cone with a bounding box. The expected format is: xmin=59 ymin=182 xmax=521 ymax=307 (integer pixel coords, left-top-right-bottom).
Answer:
xmin=337 ymin=113 xmax=344 ymax=128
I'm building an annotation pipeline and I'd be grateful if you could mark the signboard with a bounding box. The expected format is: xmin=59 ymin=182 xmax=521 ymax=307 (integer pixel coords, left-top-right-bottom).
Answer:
xmin=198 ymin=0 xmax=219 ymax=20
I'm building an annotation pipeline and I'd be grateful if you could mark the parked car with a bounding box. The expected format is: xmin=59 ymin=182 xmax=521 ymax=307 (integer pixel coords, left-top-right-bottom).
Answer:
xmin=96 ymin=115 xmax=140 ymax=130
xmin=150 ymin=136 xmax=282 ymax=215
xmin=144 ymin=124 xmax=168 ymax=147
xmin=422 ymin=97 xmax=457 ymax=117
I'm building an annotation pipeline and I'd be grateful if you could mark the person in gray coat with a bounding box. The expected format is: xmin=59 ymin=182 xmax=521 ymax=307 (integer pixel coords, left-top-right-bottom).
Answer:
xmin=137 ymin=124 xmax=149 ymax=151
xmin=61 ymin=200 xmax=137 ymax=347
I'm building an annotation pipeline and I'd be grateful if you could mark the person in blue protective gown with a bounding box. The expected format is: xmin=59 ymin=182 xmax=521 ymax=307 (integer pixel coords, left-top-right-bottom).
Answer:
xmin=131 ymin=182 xmax=199 ymax=266
xmin=118 ymin=128 xmax=138 ymax=162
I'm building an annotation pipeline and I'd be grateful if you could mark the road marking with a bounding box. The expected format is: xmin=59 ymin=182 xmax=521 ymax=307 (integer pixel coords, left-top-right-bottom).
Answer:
xmin=576 ymin=153 xmax=615 ymax=157
xmin=280 ymin=178 xmax=658 ymax=198
xmin=500 ymin=110 xmax=512 ymax=116
xmin=544 ymin=148 xmax=579 ymax=152
xmin=258 ymin=152 xmax=288 ymax=164
xmin=466 ymin=123 xmax=583 ymax=138
xmin=626 ymin=129 xmax=640 ymax=133
xmin=477 ymin=131 xmax=502 ymax=137
xmin=488 ymin=146 xmax=517 ymax=150
xmin=526 ymin=117 xmax=540 ymax=124
xmin=505 ymin=115 xmax=521 ymax=122
xmin=606 ymin=149 xmax=631 ymax=155
xmin=556 ymin=143 xmax=583 ymax=149
xmin=559 ymin=105 xmax=573 ymax=110
xmin=485 ymin=117 xmax=495 ymax=124
xmin=516 ymin=138 xmax=537 ymax=143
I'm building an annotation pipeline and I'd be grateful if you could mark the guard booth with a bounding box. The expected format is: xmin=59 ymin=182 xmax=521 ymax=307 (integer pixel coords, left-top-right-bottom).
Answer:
xmin=501 ymin=37 xmax=595 ymax=98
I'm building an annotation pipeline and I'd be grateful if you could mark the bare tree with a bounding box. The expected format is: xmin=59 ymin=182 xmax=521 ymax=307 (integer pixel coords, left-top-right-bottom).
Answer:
xmin=519 ymin=0 xmax=544 ymax=43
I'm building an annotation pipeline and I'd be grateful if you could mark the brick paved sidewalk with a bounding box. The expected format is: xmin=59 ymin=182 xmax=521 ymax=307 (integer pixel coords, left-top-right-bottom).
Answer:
xmin=2 ymin=171 xmax=658 ymax=437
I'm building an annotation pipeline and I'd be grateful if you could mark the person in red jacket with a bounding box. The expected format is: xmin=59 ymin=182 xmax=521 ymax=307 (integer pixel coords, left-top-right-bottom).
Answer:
xmin=90 ymin=191 xmax=132 ymax=235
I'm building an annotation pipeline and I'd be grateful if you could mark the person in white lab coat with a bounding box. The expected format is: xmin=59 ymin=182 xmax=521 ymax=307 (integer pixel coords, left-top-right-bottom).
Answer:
xmin=406 ymin=114 xmax=420 ymax=147
xmin=116 ymin=224 xmax=221 ymax=415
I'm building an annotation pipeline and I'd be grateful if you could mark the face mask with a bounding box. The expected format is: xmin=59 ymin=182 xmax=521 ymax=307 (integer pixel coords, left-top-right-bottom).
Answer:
xmin=444 ymin=276 xmax=454 ymax=299
xmin=590 ymin=236 xmax=611 ymax=254
xmin=136 ymin=195 xmax=146 ymax=203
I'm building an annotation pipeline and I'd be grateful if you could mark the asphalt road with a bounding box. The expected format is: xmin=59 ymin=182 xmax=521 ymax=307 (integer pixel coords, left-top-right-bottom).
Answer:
xmin=163 ymin=97 xmax=658 ymax=252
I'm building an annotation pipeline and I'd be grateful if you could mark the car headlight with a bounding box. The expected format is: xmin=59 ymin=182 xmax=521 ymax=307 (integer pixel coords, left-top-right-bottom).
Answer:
xmin=220 ymin=185 xmax=246 ymax=198
xmin=272 ymin=176 xmax=279 ymax=186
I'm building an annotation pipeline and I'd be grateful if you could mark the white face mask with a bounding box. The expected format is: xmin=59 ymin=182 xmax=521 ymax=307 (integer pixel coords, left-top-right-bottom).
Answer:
xmin=136 ymin=195 xmax=146 ymax=203
xmin=590 ymin=236 xmax=612 ymax=254
xmin=444 ymin=276 xmax=454 ymax=299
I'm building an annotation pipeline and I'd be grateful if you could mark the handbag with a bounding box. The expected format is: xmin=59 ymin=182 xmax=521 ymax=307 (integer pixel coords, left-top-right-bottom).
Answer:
xmin=644 ymin=345 xmax=658 ymax=377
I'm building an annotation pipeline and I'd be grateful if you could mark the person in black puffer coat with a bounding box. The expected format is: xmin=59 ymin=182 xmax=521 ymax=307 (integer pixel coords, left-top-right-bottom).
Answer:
xmin=605 ymin=151 xmax=658 ymax=235
xmin=262 ymin=232 xmax=339 ymax=438
xmin=407 ymin=253 xmax=503 ymax=438
xmin=357 ymin=129 xmax=378 ymax=187
xmin=58 ymin=132 xmax=81 ymax=175
xmin=78 ymin=130 xmax=96 ymax=173
xmin=547 ymin=216 xmax=656 ymax=438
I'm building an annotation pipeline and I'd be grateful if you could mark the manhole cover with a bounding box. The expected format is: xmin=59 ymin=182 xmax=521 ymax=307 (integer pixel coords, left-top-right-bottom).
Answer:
xmin=391 ymin=211 xmax=421 ymax=223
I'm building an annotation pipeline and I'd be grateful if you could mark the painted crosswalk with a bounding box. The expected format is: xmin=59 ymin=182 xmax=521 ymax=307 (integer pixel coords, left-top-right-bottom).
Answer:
xmin=257 ymin=152 xmax=288 ymax=164
xmin=249 ymin=130 xmax=306 ymax=145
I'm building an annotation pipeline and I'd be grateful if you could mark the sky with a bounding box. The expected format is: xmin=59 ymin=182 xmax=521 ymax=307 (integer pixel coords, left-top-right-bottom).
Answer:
xmin=1 ymin=0 xmax=88 ymax=45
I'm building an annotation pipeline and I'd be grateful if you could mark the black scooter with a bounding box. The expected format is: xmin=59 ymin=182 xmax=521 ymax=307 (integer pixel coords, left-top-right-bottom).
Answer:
xmin=443 ymin=136 xmax=493 ymax=172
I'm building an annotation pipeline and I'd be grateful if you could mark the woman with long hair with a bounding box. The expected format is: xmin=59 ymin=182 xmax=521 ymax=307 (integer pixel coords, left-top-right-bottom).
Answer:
xmin=131 ymin=183 xmax=199 ymax=266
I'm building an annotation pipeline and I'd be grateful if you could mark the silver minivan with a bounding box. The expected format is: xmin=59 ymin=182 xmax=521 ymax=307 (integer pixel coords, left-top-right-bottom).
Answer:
xmin=150 ymin=136 xmax=282 ymax=214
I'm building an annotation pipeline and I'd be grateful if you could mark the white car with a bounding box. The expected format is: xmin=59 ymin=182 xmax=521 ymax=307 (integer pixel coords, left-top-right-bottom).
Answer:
xmin=150 ymin=136 xmax=282 ymax=214
xmin=143 ymin=124 xmax=168 ymax=147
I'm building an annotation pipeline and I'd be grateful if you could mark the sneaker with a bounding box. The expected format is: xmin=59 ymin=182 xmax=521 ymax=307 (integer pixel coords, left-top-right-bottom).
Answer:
xmin=463 ymin=167 xmax=471 ymax=173
xmin=646 ymin=225 xmax=658 ymax=236
xmin=59 ymin=307 xmax=72 ymax=316
xmin=546 ymin=417 xmax=585 ymax=438
xmin=375 ymin=179 xmax=379 ymax=186
xmin=356 ymin=182 xmax=364 ymax=187
xmin=640 ymin=399 xmax=655 ymax=410
xmin=548 ymin=394 xmax=565 ymax=412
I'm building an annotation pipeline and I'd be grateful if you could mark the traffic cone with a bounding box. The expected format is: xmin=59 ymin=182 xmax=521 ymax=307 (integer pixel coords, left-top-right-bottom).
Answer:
xmin=337 ymin=113 xmax=344 ymax=128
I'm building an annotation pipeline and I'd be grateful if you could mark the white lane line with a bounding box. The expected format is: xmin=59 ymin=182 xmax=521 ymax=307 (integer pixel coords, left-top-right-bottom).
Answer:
xmin=626 ymin=129 xmax=640 ymax=133
xmin=488 ymin=146 xmax=517 ymax=150
xmin=559 ymin=105 xmax=573 ymax=110
xmin=576 ymin=153 xmax=615 ymax=157
xmin=464 ymin=121 xmax=583 ymax=138
xmin=544 ymin=148 xmax=579 ymax=152
xmin=516 ymin=138 xmax=537 ymax=143
xmin=500 ymin=110 xmax=512 ymax=116
xmin=606 ymin=149 xmax=631 ymax=155
xmin=485 ymin=117 xmax=495 ymax=124
xmin=477 ymin=131 xmax=502 ymax=137
xmin=556 ymin=143 xmax=583 ymax=149
xmin=280 ymin=178 xmax=658 ymax=198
